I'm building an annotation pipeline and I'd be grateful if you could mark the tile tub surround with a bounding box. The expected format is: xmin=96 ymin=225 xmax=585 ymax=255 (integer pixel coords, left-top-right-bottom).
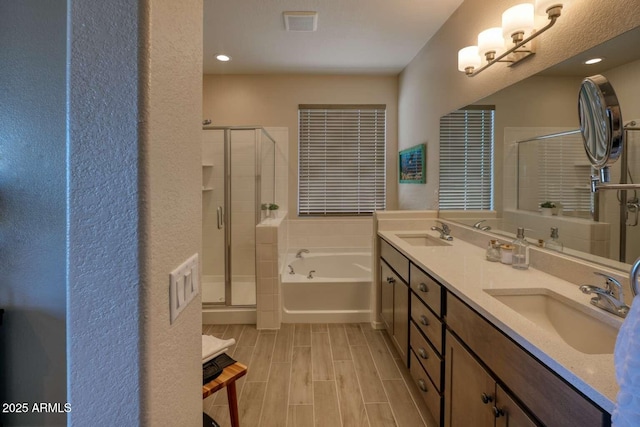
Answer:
xmin=256 ymin=213 xmax=287 ymax=330
xmin=378 ymin=228 xmax=623 ymax=414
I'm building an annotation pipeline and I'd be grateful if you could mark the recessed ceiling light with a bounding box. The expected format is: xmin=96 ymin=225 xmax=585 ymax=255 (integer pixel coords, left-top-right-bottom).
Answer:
xmin=584 ymin=57 xmax=603 ymax=65
xmin=216 ymin=54 xmax=231 ymax=62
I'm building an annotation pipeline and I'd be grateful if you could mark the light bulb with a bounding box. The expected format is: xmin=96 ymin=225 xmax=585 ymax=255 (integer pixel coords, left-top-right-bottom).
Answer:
xmin=502 ymin=3 xmax=535 ymax=42
xmin=478 ymin=27 xmax=505 ymax=60
xmin=458 ymin=46 xmax=481 ymax=74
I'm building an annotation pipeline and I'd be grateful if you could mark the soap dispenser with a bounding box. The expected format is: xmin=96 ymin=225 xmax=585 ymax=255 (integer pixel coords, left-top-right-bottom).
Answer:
xmin=546 ymin=227 xmax=564 ymax=252
xmin=512 ymin=227 xmax=530 ymax=270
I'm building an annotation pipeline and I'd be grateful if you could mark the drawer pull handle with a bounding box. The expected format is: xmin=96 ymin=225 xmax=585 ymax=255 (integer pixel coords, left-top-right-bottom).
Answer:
xmin=493 ymin=406 xmax=504 ymax=418
xmin=418 ymin=379 xmax=428 ymax=392
xmin=386 ymin=276 xmax=395 ymax=284
xmin=481 ymin=393 xmax=493 ymax=404
xmin=418 ymin=283 xmax=428 ymax=292
xmin=420 ymin=315 xmax=429 ymax=326
xmin=418 ymin=348 xmax=429 ymax=359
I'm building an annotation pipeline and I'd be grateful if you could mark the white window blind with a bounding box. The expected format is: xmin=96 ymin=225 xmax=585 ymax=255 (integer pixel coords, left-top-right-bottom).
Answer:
xmin=439 ymin=107 xmax=494 ymax=210
xmin=536 ymin=134 xmax=593 ymax=214
xmin=298 ymin=105 xmax=386 ymax=216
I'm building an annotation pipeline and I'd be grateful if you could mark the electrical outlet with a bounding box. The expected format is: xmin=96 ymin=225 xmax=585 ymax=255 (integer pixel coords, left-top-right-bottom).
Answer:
xmin=170 ymin=253 xmax=200 ymax=324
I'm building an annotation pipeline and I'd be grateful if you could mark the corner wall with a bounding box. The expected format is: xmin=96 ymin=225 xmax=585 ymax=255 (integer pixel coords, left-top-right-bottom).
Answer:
xmin=202 ymin=74 xmax=399 ymax=214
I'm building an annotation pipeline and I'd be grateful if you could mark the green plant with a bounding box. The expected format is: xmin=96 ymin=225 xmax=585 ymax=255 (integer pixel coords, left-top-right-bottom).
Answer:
xmin=268 ymin=203 xmax=279 ymax=210
xmin=540 ymin=201 xmax=556 ymax=208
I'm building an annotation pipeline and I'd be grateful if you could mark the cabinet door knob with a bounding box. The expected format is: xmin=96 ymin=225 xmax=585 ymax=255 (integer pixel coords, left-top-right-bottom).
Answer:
xmin=418 ymin=283 xmax=428 ymax=292
xmin=420 ymin=315 xmax=429 ymax=326
xmin=418 ymin=379 xmax=428 ymax=392
xmin=481 ymin=393 xmax=493 ymax=404
xmin=386 ymin=276 xmax=395 ymax=284
xmin=418 ymin=348 xmax=429 ymax=359
xmin=493 ymin=406 xmax=504 ymax=418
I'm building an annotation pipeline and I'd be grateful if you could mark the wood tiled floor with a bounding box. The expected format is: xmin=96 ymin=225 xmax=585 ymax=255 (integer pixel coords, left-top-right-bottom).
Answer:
xmin=202 ymin=323 xmax=437 ymax=427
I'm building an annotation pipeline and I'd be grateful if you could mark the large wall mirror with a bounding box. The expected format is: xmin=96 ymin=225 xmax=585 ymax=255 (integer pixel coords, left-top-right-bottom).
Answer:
xmin=439 ymin=26 xmax=640 ymax=271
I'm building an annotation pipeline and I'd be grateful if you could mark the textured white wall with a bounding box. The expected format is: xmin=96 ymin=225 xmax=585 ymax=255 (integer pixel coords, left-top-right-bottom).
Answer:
xmin=0 ymin=1 xmax=67 ymax=425
xmin=67 ymin=0 xmax=143 ymax=424
xmin=398 ymin=0 xmax=640 ymax=209
xmin=68 ymin=0 xmax=203 ymax=425
xmin=142 ymin=0 xmax=203 ymax=425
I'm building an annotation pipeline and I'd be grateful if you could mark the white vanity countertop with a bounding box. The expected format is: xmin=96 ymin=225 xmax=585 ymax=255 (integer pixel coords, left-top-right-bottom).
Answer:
xmin=378 ymin=229 xmax=621 ymax=413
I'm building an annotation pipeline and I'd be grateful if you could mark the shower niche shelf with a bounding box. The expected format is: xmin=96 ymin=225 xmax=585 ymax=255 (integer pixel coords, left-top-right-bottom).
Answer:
xmin=202 ymin=164 xmax=214 ymax=192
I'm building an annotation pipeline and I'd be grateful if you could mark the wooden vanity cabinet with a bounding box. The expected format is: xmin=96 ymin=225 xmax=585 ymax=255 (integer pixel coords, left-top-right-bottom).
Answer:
xmin=408 ymin=264 xmax=446 ymax=426
xmin=445 ymin=330 xmax=537 ymax=427
xmin=379 ymin=239 xmax=409 ymax=364
xmin=446 ymin=293 xmax=609 ymax=427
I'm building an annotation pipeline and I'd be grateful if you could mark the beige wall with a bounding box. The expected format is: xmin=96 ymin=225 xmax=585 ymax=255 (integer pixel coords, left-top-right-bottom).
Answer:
xmin=398 ymin=0 xmax=640 ymax=210
xmin=203 ymin=74 xmax=399 ymax=215
xmin=143 ymin=0 xmax=203 ymax=424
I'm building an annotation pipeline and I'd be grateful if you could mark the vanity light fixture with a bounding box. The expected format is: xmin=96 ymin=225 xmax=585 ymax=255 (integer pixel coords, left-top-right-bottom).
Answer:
xmin=216 ymin=54 xmax=231 ymax=62
xmin=458 ymin=0 xmax=569 ymax=77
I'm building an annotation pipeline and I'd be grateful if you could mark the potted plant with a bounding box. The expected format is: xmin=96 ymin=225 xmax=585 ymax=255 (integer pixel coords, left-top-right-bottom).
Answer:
xmin=540 ymin=201 xmax=555 ymax=216
xmin=268 ymin=203 xmax=279 ymax=218
xmin=261 ymin=203 xmax=279 ymax=218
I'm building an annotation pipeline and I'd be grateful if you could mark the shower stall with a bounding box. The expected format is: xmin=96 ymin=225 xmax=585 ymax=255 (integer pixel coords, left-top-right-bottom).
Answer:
xmin=201 ymin=126 xmax=276 ymax=308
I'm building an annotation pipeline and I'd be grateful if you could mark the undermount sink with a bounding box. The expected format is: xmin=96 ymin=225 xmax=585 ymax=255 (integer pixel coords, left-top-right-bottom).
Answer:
xmin=484 ymin=288 xmax=622 ymax=355
xmin=397 ymin=233 xmax=452 ymax=247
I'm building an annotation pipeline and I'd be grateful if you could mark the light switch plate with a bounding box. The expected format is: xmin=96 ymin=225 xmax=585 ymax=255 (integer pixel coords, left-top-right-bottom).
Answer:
xmin=170 ymin=253 xmax=200 ymax=324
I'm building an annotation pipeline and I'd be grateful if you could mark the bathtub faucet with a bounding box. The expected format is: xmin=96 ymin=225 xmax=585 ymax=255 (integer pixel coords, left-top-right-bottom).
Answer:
xmin=288 ymin=265 xmax=295 ymax=275
xmin=307 ymin=270 xmax=316 ymax=279
xmin=296 ymin=249 xmax=310 ymax=258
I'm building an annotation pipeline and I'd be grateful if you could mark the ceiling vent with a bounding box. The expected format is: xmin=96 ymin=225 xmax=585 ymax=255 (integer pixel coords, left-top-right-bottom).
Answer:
xmin=283 ymin=11 xmax=318 ymax=32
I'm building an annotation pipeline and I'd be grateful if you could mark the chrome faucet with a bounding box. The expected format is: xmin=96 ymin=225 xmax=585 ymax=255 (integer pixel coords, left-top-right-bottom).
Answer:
xmin=296 ymin=249 xmax=310 ymax=258
xmin=579 ymin=272 xmax=629 ymax=318
xmin=307 ymin=270 xmax=316 ymax=279
xmin=431 ymin=221 xmax=453 ymax=241
xmin=472 ymin=220 xmax=492 ymax=231
xmin=287 ymin=264 xmax=295 ymax=275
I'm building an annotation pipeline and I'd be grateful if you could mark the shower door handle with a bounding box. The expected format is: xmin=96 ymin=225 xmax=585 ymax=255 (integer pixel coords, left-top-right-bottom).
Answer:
xmin=217 ymin=206 xmax=224 ymax=229
xmin=626 ymin=202 xmax=640 ymax=226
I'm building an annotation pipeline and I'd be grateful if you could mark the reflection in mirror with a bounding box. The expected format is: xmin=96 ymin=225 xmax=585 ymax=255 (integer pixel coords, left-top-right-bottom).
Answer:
xmin=438 ymin=26 xmax=640 ymax=271
xmin=578 ymin=74 xmax=623 ymax=178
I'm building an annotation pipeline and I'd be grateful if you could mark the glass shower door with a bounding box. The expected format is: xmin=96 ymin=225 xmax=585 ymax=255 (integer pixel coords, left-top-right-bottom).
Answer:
xmin=228 ymin=130 xmax=257 ymax=305
xmin=201 ymin=129 xmax=226 ymax=303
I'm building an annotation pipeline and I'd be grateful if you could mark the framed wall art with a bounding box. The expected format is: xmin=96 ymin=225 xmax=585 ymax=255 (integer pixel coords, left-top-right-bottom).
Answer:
xmin=399 ymin=144 xmax=426 ymax=184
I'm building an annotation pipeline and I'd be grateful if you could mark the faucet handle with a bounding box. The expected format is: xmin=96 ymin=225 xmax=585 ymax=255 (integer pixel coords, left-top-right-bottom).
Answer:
xmin=436 ymin=220 xmax=450 ymax=234
xmin=593 ymin=272 xmax=624 ymax=298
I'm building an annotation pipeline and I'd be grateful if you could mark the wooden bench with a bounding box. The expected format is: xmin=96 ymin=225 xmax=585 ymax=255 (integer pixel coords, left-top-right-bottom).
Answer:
xmin=202 ymin=362 xmax=248 ymax=427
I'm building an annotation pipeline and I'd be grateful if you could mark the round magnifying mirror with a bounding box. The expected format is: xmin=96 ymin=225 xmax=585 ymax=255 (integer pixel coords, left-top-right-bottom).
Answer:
xmin=578 ymin=74 xmax=623 ymax=171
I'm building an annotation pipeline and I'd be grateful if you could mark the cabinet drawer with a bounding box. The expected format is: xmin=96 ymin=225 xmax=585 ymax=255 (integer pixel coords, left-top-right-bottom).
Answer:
xmin=380 ymin=239 xmax=409 ymax=282
xmin=410 ymin=321 xmax=443 ymax=392
xmin=447 ymin=294 xmax=607 ymax=427
xmin=410 ymin=264 xmax=442 ymax=317
xmin=411 ymin=293 xmax=443 ymax=354
xmin=410 ymin=350 xmax=442 ymax=427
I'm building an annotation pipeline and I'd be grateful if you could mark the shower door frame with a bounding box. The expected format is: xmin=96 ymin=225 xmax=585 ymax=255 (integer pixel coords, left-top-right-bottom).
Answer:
xmin=203 ymin=125 xmax=277 ymax=307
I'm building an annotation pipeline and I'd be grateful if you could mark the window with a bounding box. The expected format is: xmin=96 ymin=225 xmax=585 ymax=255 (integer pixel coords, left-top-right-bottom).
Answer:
xmin=298 ymin=104 xmax=386 ymax=216
xmin=439 ymin=106 xmax=495 ymax=210
xmin=533 ymin=133 xmax=593 ymax=215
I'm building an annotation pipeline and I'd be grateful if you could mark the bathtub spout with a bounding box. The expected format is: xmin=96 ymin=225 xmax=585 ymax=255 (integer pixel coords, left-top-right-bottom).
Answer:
xmin=307 ymin=270 xmax=316 ymax=279
xmin=296 ymin=249 xmax=310 ymax=258
xmin=288 ymin=264 xmax=295 ymax=275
